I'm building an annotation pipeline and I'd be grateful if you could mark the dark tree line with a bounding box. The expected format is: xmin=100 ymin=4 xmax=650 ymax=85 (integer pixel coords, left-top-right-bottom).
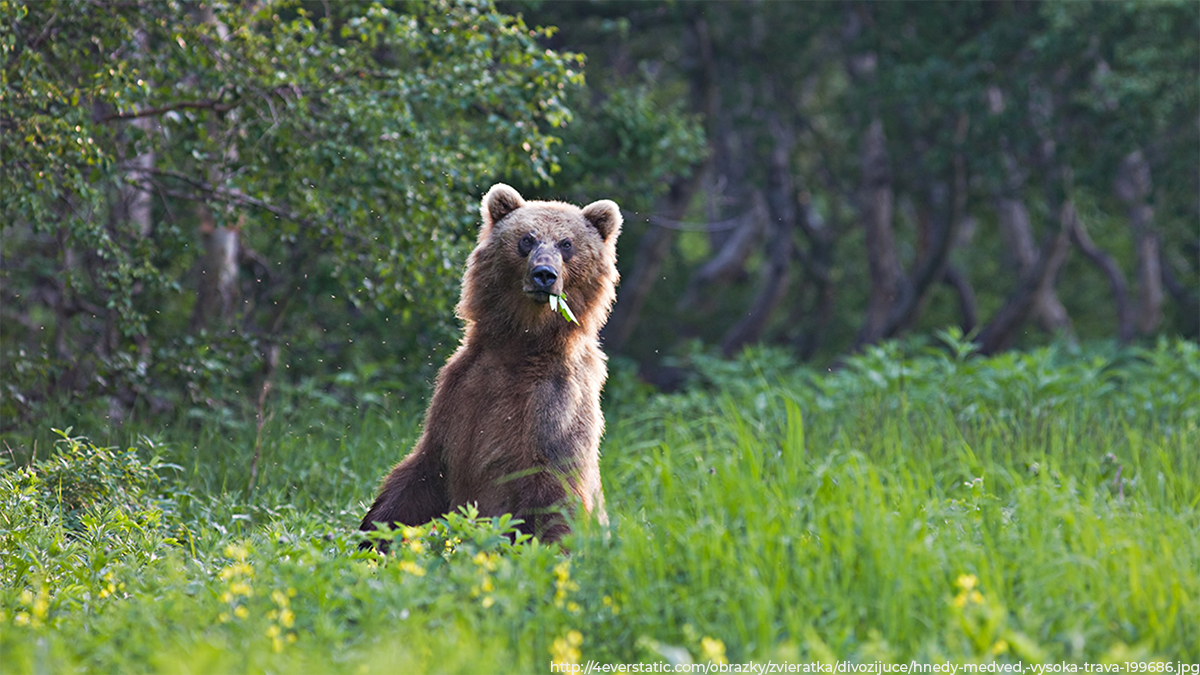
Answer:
xmin=529 ymin=1 xmax=1197 ymax=369
xmin=2 ymin=0 xmax=1197 ymax=430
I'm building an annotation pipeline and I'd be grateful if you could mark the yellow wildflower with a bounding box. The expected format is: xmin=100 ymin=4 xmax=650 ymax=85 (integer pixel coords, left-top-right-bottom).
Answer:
xmin=219 ymin=562 xmax=252 ymax=580
xmin=955 ymin=574 xmax=978 ymax=592
xmin=550 ymin=630 xmax=583 ymax=666
xmin=234 ymin=606 xmax=249 ymax=620
xmin=17 ymin=585 xmax=50 ymax=627
xmin=602 ymin=595 xmax=620 ymax=615
xmin=553 ymin=560 xmax=579 ymax=608
xmin=701 ymin=636 xmax=728 ymax=664
xmin=554 ymin=560 xmax=571 ymax=580
xmin=223 ymin=543 xmax=249 ymax=561
xmin=399 ymin=560 xmax=426 ymax=577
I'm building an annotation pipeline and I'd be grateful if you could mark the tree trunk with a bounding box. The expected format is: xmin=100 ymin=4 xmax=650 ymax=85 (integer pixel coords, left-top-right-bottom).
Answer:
xmin=975 ymin=202 xmax=1075 ymax=355
xmin=791 ymin=191 xmax=836 ymax=361
xmin=994 ymin=159 xmax=1072 ymax=335
xmin=721 ymin=119 xmax=797 ymax=356
xmin=853 ymin=118 xmax=907 ymax=349
xmin=941 ymin=265 xmax=978 ymax=334
xmin=1114 ymin=150 xmax=1163 ymax=335
xmin=601 ymin=174 xmax=701 ymax=352
xmin=190 ymin=209 xmax=241 ymax=331
xmin=677 ymin=202 xmax=763 ymax=312
xmin=887 ymin=113 xmax=970 ymax=336
xmin=1160 ymin=257 xmax=1200 ymax=339
xmin=120 ymin=120 xmax=156 ymax=238
xmin=601 ymin=13 xmax=713 ymax=353
xmin=118 ymin=29 xmax=157 ymax=238
xmin=996 ymin=197 xmax=1072 ymax=334
xmin=720 ymin=214 xmax=792 ymax=357
xmin=189 ymin=4 xmax=242 ymax=333
xmin=988 ymin=86 xmax=1071 ymax=336
xmin=1069 ymin=211 xmax=1133 ymax=343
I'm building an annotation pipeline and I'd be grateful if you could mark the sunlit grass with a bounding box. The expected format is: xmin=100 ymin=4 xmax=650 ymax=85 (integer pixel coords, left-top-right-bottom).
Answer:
xmin=1 ymin=339 xmax=1197 ymax=671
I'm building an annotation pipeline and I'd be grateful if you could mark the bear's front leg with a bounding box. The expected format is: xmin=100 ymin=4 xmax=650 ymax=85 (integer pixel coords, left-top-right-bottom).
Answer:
xmin=511 ymin=468 xmax=574 ymax=543
xmin=359 ymin=438 xmax=449 ymax=551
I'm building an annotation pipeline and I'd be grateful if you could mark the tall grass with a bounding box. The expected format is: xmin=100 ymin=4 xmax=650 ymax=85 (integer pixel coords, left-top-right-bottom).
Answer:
xmin=1 ymin=338 xmax=1196 ymax=671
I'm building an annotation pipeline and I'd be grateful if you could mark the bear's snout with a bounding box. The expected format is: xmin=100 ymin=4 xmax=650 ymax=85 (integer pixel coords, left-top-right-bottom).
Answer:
xmin=524 ymin=244 xmax=563 ymax=300
xmin=530 ymin=265 xmax=558 ymax=291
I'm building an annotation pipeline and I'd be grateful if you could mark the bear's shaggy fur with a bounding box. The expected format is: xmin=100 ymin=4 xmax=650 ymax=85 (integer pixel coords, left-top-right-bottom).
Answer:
xmin=359 ymin=184 xmax=621 ymax=544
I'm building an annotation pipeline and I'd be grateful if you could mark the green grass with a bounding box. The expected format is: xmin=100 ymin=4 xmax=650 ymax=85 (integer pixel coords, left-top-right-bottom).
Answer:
xmin=1 ymin=338 xmax=1198 ymax=672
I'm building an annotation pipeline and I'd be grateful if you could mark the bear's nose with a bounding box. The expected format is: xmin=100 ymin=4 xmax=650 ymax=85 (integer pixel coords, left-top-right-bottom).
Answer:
xmin=531 ymin=265 xmax=558 ymax=291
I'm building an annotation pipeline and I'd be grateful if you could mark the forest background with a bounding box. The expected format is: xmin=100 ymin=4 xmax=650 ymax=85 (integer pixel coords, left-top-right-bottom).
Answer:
xmin=3 ymin=0 xmax=1196 ymax=433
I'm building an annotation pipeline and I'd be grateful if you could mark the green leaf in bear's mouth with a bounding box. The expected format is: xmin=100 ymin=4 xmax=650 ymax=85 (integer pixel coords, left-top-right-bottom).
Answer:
xmin=549 ymin=293 xmax=578 ymax=324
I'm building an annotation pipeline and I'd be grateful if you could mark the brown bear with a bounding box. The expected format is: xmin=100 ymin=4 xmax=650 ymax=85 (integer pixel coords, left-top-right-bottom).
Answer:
xmin=359 ymin=183 xmax=621 ymax=546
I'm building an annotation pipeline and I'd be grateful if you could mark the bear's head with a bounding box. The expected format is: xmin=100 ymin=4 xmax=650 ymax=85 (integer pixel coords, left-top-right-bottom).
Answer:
xmin=459 ymin=184 xmax=622 ymax=341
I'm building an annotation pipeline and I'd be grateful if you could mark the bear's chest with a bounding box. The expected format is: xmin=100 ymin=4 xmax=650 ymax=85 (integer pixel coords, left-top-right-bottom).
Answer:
xmin=452 ymin=353 xmax=600 ymax=466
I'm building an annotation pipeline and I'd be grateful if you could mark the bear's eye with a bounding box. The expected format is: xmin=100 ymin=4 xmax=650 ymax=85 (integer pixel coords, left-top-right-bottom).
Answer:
xmin=558 ymin=239 xmax=574 ymax=261
xmin=518 ymin=233 xmax=536 ymax=257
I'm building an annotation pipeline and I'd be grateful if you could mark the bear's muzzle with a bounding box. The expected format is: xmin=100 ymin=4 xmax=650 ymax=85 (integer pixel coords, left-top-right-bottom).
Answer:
xmin=524 ymin=244 xmax=563 ymax=301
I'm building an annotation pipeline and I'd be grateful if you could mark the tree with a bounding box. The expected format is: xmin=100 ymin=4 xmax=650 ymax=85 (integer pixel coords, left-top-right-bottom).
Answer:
xmin=551 ymin=1 xmax=1197 ymax=366
xmin=1 ymin=0 xmax=583 ymax=425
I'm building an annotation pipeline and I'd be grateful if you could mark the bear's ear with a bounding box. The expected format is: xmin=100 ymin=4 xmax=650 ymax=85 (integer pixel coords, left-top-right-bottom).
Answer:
xmin=581 ymin=199 xmax=622 ymax=242
xmin=481 ymin=184 xmax=525 ymax=230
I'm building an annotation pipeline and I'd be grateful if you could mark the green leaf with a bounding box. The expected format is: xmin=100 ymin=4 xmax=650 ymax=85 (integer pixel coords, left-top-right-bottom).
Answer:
xmin=552 ymin=293 xmax=578 ymax=325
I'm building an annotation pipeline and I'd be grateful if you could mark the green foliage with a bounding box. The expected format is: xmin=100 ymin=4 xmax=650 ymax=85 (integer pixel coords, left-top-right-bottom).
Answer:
xmin=1 ymin=0 xmax=586 ymax=425
xmin=553 ymin=82 xmax=707 ymax=213
xmin=0 ymin=430 xmax=188 ymax=642
xmin=2 ymin=341 xmax=1197 ymax=669
xmin=1 ymin=429 xmax=184 ymax=533
xmin=847 ymin=1 xmax=1198 ymax=342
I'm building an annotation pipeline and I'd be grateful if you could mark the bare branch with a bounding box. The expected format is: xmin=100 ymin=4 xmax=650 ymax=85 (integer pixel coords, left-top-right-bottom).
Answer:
xmin=130 ymin=168 xmax=317 ymax=229
xmin=601 ymin=173 xmax=704 ymax=352
xmin=941 ymin=265 xmax=977 ymax=334
xmin=975 ymin=203 xmax=1075 ymax=355
xmin=99 ymin=94 xmax=238 ymax=123
xmin=646 ymin=212 xmax=749 ymax=233
xmin=1069 ymin=210 xmax=1133 ymax=343
xmin=677 ymin=196 xmax=764 ymax=310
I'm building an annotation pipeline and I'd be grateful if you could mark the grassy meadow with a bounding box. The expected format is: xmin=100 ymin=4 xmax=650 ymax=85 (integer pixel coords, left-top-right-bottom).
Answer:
xmin=1 ymin=338 xmax=1198 ymax=672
